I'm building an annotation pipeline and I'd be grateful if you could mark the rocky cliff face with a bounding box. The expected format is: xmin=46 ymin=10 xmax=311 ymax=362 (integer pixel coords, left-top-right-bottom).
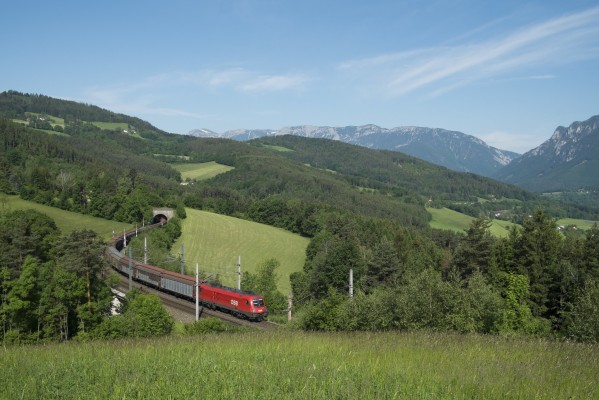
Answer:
xmin=493 ymin=115 xmax=599 ymax=192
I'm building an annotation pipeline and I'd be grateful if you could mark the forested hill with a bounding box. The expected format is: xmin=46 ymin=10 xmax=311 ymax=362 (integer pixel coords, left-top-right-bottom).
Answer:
xmin=251 ymin=135 xmax=531 ymax=201
xmin=248 ymin=135 xmax=599 ymax=220
xmin=0 ymin=91 xmax=170 ymax=139
xmin=1 ymin=90 xmax=598 ymax=226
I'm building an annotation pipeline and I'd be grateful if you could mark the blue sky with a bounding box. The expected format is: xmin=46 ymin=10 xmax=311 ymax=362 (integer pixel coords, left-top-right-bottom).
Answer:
xmin=2 ymin=0 xmax=598 ymax=153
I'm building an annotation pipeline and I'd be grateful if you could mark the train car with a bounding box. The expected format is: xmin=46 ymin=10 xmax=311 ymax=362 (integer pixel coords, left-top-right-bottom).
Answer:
xmin=160 ymin=269 xmax=195 ymax=299
xmin=199 ymin=283 xmax=268 ymax=321
xmin=135 ymin=263 xmax=162 ymax=288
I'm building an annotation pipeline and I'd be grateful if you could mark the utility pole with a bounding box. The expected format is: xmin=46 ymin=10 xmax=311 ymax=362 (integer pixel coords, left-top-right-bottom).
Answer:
xmin=181 ymin=243 xmax=185 ymax=275
xmin=288 ymin=291 xmax=293 ymax=321
xmin=144 ymin=236 xmax=148 ymax=265
xmin=237 ymin=256 xmax=241 ymax=290
xmin=349 ymin=268 xmax=354 ymax=297
xmin=128 ymin=246 xmax=132 ymax=291
xmin=195 ymin=263 xmax=199 ymax=321
xmin=123 ymin=229 xmax=127 ymax=248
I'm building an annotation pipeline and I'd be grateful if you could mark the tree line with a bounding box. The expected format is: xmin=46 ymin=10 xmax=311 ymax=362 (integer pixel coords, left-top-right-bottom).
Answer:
xmin=286 ymin=210 xmax=599 ymax=342
xmin=0 ymin=209 xmax=175 ymax=343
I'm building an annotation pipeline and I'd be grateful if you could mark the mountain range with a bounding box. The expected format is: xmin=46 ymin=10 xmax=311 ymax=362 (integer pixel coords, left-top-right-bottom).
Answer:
xmin=189 ymin=125 xmax=520 ymax=178
xmin=190 ymin=114 xmax=599 ymax=193
xmin=493 ymin=115 xmax=599 ymax=192
xmin=1 ymin=90 xmax=596 ymax=195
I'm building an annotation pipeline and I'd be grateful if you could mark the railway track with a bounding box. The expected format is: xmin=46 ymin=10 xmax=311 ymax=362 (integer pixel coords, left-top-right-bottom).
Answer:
xmin=114 ymin=272 xmax=278 ymax=331
xmin=106 ymin=218 xmax=276 ymax=330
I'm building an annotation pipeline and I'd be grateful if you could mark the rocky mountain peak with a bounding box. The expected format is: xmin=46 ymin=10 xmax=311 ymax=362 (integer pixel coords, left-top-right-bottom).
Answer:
xmin=189 ymin=124 xmax=519 ymax=177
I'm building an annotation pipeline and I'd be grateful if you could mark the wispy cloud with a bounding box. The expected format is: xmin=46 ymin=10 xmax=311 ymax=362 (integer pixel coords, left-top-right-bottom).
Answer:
xmin=239 ymin=73 xmax=310 ymax=92
xmin=185 ymin=68 xmax=311 ymax=92
xmin=339 ymin=6 xmax=599 ymax=97
xmin=83 ymin=67 xmax=311 ymax=120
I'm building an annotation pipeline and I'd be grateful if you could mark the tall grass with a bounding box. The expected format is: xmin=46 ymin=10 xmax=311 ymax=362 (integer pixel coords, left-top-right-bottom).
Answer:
xmin=1 ymin=331 xmax=597 ymax=399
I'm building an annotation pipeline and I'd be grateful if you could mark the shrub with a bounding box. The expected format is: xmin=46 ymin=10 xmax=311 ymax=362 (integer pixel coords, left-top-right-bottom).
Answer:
xmin=184 ymin=317 xmax=231 ymax=335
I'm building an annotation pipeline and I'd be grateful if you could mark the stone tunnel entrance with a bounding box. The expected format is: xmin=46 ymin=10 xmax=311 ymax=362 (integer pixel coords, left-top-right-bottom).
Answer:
xmin=152 ymin=207 xmax=175 ymax=224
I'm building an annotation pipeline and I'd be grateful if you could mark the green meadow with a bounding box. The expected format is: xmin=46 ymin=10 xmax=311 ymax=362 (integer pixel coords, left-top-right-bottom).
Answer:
xmin=1 ymin=331 xmax=596 ymax=399
xmin=428 ymin=207 xmax=597 ymax=237
xmin=0 ymin=195 xmax=132 ymax=240
xmin=173 ymin=161 xmax=235 ymax=181
xmin=556 ymin=218 xmax=598 ymax=230
xmin=261 ymin=143 xmax=295 ymax=152
xmin=172 ymin=208 xmax=309 ymax=294
xmin=91 ymin=121 xmax=129 ymax=131
xmin=428 ymin=207 xmax=516 ymax=237
xmin=24 ymin=112 xmax=65 ymax=128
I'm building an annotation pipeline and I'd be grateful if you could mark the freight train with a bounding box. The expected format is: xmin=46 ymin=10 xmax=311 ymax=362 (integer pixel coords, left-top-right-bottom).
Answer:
xmin=105 ymin=224 xmax=268 ymax=321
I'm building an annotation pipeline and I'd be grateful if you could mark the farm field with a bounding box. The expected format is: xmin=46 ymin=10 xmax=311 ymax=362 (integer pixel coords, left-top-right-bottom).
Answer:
xmin=260 ymin=143 xmax=295 ymax=152
xmin=0 ymin=195 xmax=132 ymax=239
xmin=556 ymin=217 xmax=598 ymax=230
xmin=24 ymin=112 xmax=65 ymax=128
xmin=1 ymin=331 xmax=597 ymax=399
xmin=172 ymin=208 xmax=309 ymax=293
xmin=91 ymin=121 xmax=129 ymax=131
xmin=427 ymin=207 xmax=516 ymax=237
xmin=173 ymin=161 xmax=234 ymax=181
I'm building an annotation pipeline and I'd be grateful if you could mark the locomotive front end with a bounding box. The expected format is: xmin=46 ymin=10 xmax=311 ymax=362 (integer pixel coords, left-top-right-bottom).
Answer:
xmin=251 ymin=297 xmax=268 ymax=321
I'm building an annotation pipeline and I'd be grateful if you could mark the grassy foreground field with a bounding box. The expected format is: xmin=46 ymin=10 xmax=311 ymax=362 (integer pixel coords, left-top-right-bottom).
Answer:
xmin=1 ymin=331 xmax=597 ymax=399
xmin=428 ymin=207 xmax=516 ymax=238
xmin=172 ymin=208 xmax=309 ymax=294
xmin=0 ymin=195 xmax=132 ymax=240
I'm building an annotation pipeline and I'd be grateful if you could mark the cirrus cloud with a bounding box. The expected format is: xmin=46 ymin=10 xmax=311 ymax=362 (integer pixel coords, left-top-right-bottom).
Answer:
xmin=338 ymin=6 xmax=599 ymax=98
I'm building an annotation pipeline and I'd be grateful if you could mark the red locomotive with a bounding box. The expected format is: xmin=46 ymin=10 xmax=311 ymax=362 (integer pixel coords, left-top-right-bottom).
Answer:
xmin=106 ymin=224 xmax=269 ymax=321
xmin=199 ymin=283 xmax=268 ymax=320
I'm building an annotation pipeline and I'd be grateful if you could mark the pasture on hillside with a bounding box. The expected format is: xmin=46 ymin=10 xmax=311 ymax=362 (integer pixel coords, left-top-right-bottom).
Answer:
xmin=173 ymin=161 xmax=234 ymax=181
xmin=172 ymin=208 xmax=309 ymax=294
xmin=429 ymin=206 xmax=597 ymax=237
xmin=556 ymin=217 xmax=598 ymax=230
xmin=428 ymin=207 xmax=516 ymax=237
xmin=1 ymin=331 xmax=597 ymax=399
xmin=0 ymin=195 xmax=132 ymax=239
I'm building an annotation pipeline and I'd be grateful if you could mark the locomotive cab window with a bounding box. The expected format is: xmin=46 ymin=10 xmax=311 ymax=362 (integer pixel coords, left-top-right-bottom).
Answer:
xmin=245 ymin=300 xmax=249 ymax=305
xmin=252 ymin=299 xmax=264 ymax=307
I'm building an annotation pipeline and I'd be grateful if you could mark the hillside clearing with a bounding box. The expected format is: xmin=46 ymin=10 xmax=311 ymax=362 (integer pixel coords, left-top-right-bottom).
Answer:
xmin=556 ymin=218 xmax=597 ymax=230
xmin=173 ymin=161 xmax=235 ymax=181
xmin=1 ymin=195 xmax=131 ymax=239
xmin=172 ymin=208 xmax=309 ymax=293
xmin=261 ymin=143 xmax=295 ymax=152
xmin=428 ymin=207 xmax=515 ymax=237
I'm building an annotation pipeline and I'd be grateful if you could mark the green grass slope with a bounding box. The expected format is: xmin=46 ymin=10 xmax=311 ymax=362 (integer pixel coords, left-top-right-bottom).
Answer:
xmin=1 ymin=195 xmax=132 ymax=239
xmin=556 ymin=218 xmax=598 ymax=230
xmin=428 ymin=207 xmax=516 ymax=237
xmin=173 ymin=161 xmax=234 ymax=181
xmin=172 ymin=208 xmax=309 ymax=293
